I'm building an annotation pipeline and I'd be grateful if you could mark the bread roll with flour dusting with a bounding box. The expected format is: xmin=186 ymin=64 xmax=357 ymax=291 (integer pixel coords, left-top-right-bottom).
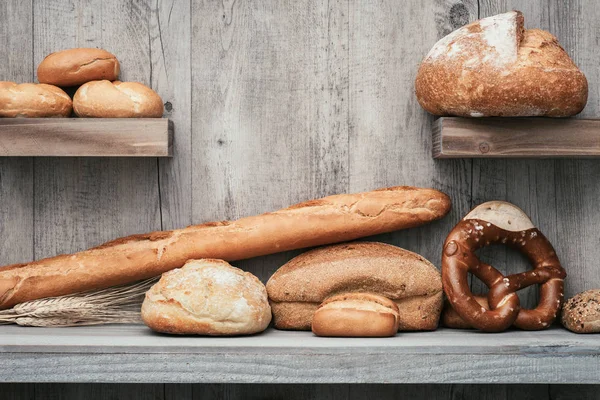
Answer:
xmin=142 ymin=259 xmax=271 ymax=335
xmin=415 ymin=11 xmax=588 ymax=117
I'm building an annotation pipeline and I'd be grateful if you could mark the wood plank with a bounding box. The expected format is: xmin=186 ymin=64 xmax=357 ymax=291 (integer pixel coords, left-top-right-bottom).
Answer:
xmin=433 ymin=117 xmax=600 ymax=158
xmin=0 ymin=119 xmax=172 ymax=157
xmin=34 ymin=383 xmax=164 ymax=400
xmin=0 ymin=325 xmax=598 ymax=384
xmin=190 ymin=0 xmax=350 ymax=283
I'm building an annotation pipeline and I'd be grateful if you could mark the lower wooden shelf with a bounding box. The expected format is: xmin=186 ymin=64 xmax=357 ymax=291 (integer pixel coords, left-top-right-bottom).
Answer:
xmin=433 ymin=117 xmax=600 ymax=158
xmin=0 ymin=119 xmax=173 ymax=157
xmin=0 ymin=324 xmax=597 ymax=384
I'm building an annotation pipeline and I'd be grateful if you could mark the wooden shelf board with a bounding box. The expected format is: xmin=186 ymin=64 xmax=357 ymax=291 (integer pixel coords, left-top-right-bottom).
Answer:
xmin=0 ymin=324 xmax=598 ymax=384
xmin=0 ymin=119 xmax=173 ymax=157
xmin=432 ymin=117 xmax=600 ymax=158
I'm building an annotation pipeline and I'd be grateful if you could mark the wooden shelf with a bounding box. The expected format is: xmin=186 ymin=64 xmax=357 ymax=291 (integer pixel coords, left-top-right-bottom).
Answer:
xmin=0 ymin=119 xmax=173 ymax=157
xmin=432 ymin=117 xmax=600 ymax=158
xmin=0 ymin=324 xmax=597 ymax=384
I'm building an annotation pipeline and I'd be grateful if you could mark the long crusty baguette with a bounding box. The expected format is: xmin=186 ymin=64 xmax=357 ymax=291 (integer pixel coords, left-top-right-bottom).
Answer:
xmin=0 ymin=186 xmax=450 ymax=309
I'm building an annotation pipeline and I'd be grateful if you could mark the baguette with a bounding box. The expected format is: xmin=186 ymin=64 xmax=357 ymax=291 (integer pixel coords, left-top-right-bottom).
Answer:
xmin=0 ymin=186 xmax=450 ymax=309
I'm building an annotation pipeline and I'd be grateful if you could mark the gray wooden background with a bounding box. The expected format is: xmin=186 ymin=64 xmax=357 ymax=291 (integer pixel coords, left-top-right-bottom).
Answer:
xmin=1 ymin=0 xmax=599 ymax=398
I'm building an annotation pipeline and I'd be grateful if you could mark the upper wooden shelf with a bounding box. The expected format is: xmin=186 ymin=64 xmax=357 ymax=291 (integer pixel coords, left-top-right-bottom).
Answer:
xmin=0 ymin=118 xmax=173 ymax=157
xmin=0 ymin=324 xmax=597 ymax=384
xmin=433 ymin=117 xmax=600 ymax=158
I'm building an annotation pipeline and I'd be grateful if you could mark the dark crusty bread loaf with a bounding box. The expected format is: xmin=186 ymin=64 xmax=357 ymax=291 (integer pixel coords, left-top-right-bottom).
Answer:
xmin=0 ymin=186 xmax=450 ymax=309
xmin=0 ymin=81 xmax=72 ymax=117
xmin=415 ymin=11 xmax=588 ymax=117
xmin=267 ymin=241 xmax=444 ymax=331
xmin=37 ymin=48 xmax=120 ymax=87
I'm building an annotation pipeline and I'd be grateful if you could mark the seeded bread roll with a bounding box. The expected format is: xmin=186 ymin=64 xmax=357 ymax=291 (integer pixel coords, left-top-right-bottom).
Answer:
xmin=73 ymin=80 xmax=164 ymax=118
xmin=312 ymin=293 xmax=400 ymax=337
xmin=267 ymin=242 xmax=444 ymax=331
xmin=142 ymin=259 xmax=271 ymax=335
xmin=0 ymin=81 xmax=72 ymax=117
xmin=415 ymin=11 xmax=588 ymax=117
xmin=37 ymin=48 xmax=120 ymax=87
xmin=561 ymin=290 xmax=600 ymax=333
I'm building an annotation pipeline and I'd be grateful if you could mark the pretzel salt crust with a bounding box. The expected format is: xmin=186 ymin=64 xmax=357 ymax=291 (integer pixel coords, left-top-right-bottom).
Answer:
xmin=442 ymin=201 xmax=566 ymax=332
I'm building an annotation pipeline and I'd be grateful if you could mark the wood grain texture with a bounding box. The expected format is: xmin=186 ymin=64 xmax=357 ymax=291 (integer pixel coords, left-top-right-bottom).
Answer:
xmin=0 ymin=119 xmax=172 ymax=157
xmin=433 ymin=118 xmax=600 ymax=158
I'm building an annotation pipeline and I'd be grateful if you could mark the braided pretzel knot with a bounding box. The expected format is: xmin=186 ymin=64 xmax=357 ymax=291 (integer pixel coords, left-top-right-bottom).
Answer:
xmin=442 ymin=201 xmax=566 ymax=332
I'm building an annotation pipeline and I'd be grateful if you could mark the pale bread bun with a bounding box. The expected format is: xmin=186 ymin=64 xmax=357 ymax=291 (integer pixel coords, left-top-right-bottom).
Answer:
xmin=312 ymin=293 xmax=400 ymax=337
xmin=141 ymin=259 xmax=271 ymax=336
xmin=37 ymin=48 xmax=120 ymax=87
xmin=267 ymin=242 xmax=443 ymax=331
xmin=415 ymin=11 xmax=588 ymax=117
xmin=0 ymin=81 xmax=72 ymax=117
xmin=73 ymin=80 xmax=164 ymax=118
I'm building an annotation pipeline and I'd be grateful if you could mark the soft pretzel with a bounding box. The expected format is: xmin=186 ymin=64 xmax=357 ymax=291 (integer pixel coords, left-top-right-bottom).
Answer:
xmin=442 ymin=201 xmax=565 ymax=332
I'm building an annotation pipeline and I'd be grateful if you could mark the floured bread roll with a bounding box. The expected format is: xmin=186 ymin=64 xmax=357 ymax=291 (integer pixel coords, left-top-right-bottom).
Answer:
xmin=415 ymin=11 xmax=588 ymax=117
xmin=73 ymin=80 xmax=163 ymax=118
xmin=142 ymin=259 xmax=271 ymax=335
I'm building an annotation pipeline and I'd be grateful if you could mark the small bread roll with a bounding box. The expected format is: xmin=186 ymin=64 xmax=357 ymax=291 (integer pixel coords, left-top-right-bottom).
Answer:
xmin=562 ymin=289 xmax=600 ymax=333
xmin=73 ymin=80 xmax=163 ymax=118
xmin=37 ymin=48 xmax=120 ymax=87
xmin=0 ymin=81 xmax=72 ymax=117
xmin=141 ymin=259 xmax=272 ymax=336
xmin=312 ymin=293 xmax=400 ymax=337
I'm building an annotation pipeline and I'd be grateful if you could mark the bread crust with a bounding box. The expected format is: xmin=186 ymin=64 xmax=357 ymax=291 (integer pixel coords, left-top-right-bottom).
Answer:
xmin=37 ymin=48 xmax=120 ymax=87
xmin=73 ymin=80 xmax=164 ymax=118
xmin=415 ymin=11 xmax=588 ymax=117
xmin=561 ymin=290 xmax=600 ymax=333
xmin=0 ymin=81 xmax=72 ymax=117
xmin=267 ymin=241 xmax=444 ymax=331
xmin=312 ymin=293 xmax=400 ymax=337
xmin=141 ymin=259 xmax=271 ymax=336
xmin=0 ymin=186 xmax=450 ymax=309
xmin=442 ymin=295 xmax=489 ymax=329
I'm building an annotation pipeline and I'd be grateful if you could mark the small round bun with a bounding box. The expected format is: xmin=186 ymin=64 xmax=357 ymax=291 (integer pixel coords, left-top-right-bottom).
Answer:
xmin=37 ymin=48 xmax=120 ymax=87
xmin=311 ymin=292 xmax=400 ymax=337
xmin=0 ymin=81 xmax=72 ymax=117
xmin=562 ymin=289 xmax=600 ymax=333
xmin=141 ymin=259 xmax=272 ymax=336
xmin=73 ymin=80 xmax=163 ymax=118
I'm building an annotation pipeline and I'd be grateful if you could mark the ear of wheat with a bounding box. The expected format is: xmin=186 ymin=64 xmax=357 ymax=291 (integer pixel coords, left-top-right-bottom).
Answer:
xmin=0 ymin=277 xmax=158 ymax=327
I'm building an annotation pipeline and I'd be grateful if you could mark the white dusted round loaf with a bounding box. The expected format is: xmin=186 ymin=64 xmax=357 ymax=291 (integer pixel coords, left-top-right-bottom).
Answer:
xmin=141 ymin=259 xmax=271 ymax=335
xmin=73 ymin=80 xmax=163 ymax=118
xmin=415 ymin=11 xmax=588 ymax=117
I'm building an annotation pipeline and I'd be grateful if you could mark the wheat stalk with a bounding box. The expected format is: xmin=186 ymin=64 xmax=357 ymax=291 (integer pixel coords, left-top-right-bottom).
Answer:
xmin=0 ymin=277 xmax=158 ymax=327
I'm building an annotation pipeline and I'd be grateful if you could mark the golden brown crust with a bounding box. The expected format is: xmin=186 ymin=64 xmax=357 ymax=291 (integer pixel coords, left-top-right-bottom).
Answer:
xmin=0 ymin=186 xmax=450 ymax=309
xmin=442 ymin=295 xmax=489 ymax=329
xmin=561 ymin=290 xmax=600 ymax=333
xmin=0 ymin=81 xmax=72 ymax=117
xmin=73 ymin=80 xmax=164 ymax=118
xmin=141 ymin=259 xmax=271 ymax=335
xmin=415 ymin=11 xmax=588 ymax=117
xmin=267 ymin=241 xmax=443 ymax=331
xmin=37 ymin=48 xmax=120 ymax=87
xmin=312 ymin=293 xmax=400 ymax=337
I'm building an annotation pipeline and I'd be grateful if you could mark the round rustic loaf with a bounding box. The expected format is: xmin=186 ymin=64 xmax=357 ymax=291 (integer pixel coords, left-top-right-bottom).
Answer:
xmin=0 ymin=81 xmax=72 ymax=117
xmin=561 ymin=289 xmax=600 ymax=333
xmin=141 ymin=259 xmax=271 ymax=335
xmin=267 ymin=242 xmax=443 ymax=331
xmin=312 ymin=293 xmax=400 ymax=337
xmin=37 ymin=48 xmax=120 ymax=87
xmin=73 ymin=80 xmax=163 ymax=118
xmin=415 ymin=11 xmax=588 ymax=117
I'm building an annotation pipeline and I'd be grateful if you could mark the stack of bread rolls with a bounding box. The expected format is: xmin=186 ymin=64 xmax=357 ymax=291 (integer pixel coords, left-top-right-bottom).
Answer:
xmin=1 ymin=48 xmax=163 ymax=118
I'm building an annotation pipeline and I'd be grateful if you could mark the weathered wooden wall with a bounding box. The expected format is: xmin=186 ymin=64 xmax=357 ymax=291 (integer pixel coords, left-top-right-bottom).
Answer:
xmin=0 ymin=0 xmax=599 ymax=398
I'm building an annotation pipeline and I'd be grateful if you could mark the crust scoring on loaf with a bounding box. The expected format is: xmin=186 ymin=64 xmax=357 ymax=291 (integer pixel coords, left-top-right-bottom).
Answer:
xmin=415 ymin=11 xmax=588 ymax=117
